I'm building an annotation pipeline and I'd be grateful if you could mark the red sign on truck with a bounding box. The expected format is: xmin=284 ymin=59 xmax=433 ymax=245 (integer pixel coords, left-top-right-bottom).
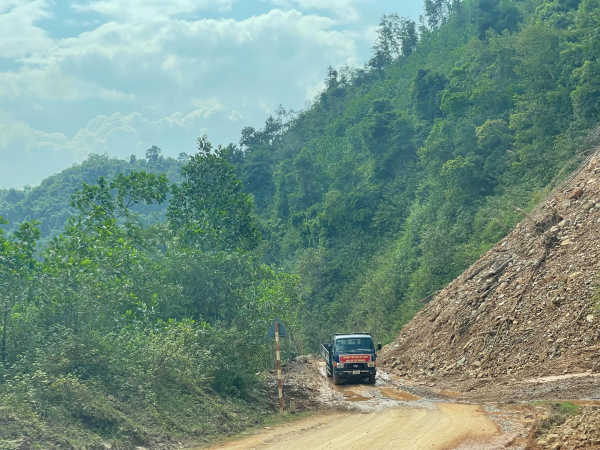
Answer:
xmin=339 ymin=354 xmax=371 ymax=363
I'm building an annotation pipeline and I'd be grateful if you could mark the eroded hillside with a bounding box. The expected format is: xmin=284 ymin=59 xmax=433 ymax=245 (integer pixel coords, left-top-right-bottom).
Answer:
xmin=381 ymin=152 xmax=600 ymax=392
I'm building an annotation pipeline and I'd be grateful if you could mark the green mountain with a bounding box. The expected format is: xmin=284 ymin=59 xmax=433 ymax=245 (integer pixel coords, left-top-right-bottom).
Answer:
xmin=3 ymin=0 xmax=599 ymax=349
xmin=231 ymin=0 xmax=600 ymax=345
xmin=0 ymin=149 xmax=185 ymax=240
xmin=2 ymin=0 xmax=600 ymax=446
xmin=4 ymin=0 xmax=600 ymax=347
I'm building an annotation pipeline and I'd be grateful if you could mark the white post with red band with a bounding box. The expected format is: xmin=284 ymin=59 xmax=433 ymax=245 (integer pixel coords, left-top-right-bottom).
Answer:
xmin=275 ymin=321 xmax=283 ymax=413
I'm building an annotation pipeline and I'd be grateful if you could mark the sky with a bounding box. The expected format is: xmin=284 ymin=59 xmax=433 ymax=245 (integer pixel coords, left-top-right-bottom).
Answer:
xmin=0 ymin=0 xmax=423 ymax=189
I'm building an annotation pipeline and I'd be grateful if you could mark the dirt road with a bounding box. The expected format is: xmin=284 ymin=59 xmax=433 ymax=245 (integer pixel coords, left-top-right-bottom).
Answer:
xmin=204 ymin=358 xmax=532 ymax=450
xmin=208 ymin=403 xmax=503 ymax=450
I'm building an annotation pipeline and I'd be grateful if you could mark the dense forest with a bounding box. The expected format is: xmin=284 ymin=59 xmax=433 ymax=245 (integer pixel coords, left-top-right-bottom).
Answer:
xmin=233 ymin=0 xmax=600 ymax=346
xmin=0 ymin=144 xmax=302 ymax=448
xmin=2 ymin=0 xmax=600 ymax=446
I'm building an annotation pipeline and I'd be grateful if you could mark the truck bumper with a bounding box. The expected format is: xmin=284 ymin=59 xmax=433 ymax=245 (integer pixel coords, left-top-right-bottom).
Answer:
xmin=334 ymin=368 xmax=376 ymax=379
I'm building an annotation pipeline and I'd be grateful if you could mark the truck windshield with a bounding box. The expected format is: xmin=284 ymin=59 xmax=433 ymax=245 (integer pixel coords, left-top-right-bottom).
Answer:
xmin=335 ymin=338 xmax=373 ymax=353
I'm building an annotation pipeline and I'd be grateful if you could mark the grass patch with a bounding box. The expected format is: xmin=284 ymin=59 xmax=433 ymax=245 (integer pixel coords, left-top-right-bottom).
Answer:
xmin=533 ymin=402 xmax=579 ymax=431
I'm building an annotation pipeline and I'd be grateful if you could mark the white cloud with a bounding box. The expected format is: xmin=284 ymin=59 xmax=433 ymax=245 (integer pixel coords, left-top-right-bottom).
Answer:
xmin=0 ymin=115 xmax=88 ymax=189
xmin=189 ymin=97 xmax=225 ymax=115
xmin=0 ymin=67 xmax=135 ymax=101
xmin=229 ymin=110 xmax=243 ymax=121
xmin=263 ymin=0 xmax=370 ymax=21
xmin=4 ymin=8 xmax=357 ymax=103
xmin=0 ymin=0 xmax=399 ymax=188
xmin=0 ymin=0 xmax=53 ymax=59
xmin=0 ymin=7 xmax=356 ymax=109
xmin=0 ymin=107 xmax=224 ymax=188
xmin=72 ymin=0 xmax=236 ymax=20
xmin=149 ymin=108 xmax=218 ymax=128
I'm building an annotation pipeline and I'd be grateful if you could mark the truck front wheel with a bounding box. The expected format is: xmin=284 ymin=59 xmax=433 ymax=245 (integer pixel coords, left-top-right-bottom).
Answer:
xmin=333 ymin=373 xmax=341 ymax=385
xmin=368 ymin=373 xmax=376 ymax=384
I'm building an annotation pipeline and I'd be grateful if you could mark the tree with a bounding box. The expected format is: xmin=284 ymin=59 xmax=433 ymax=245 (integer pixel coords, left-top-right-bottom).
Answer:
xmin=0 ymin=217 xmax=39 ymax=366
xmin=368 ymin=14 xmax=421 ymax=71
xmin=423 ymin=0 xmax=452 ymax=29
xmin=168 ymin=135 xmax=260 ymax=252
xmin=571 ymin=61 xmax=600 ymax=124
xmin=369 ymin=14 xmax=402 ymax=72
xmin=399 ymin=18 xmax=418 ymax=57
xmin=146 ymin=145 xmax=163 ymax=164
xmin=71 ymin=172 xmax=169 ymax=224
xmin=475 ymin=0 xmax=522 ymax=39
xmin=325 ymin=66 xmax=339 ymax=90
xmin=363 ymin=99 xmax=398 ymax=153
xmin=476 ymin=119 xmax=514 ymax=180
xmin=411 ymin=69 xmax=447 ymax=122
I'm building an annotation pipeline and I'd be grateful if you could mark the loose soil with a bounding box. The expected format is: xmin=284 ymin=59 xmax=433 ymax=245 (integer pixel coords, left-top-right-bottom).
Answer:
xmin=380 ymin=152 xmax=600 ymax=401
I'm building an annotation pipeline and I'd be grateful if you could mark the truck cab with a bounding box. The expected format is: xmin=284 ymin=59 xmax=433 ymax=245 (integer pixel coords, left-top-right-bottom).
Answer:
xmin=321 ymin=333 xmax=382 ymax=385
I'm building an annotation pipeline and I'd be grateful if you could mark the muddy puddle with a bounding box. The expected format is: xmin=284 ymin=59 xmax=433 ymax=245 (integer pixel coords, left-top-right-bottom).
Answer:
xmin=338 ymin=389 xmax=371 ymax=402
xmin=379 ymin=387 xmax=421 ymax=401
xmin=330 ymin=380 xmax=423 ymax=407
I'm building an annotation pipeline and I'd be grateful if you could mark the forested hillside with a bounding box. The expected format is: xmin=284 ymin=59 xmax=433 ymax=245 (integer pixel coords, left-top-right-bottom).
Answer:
xmin=231 ymin=0 xmax=600 ymax=346
xmin=3 ymin=0 xmax=600 ymax=346
xmin=0 ymin=142 xmax=301 ymax=448
xmin=2 ymin=0 xmax=600 ymax=446
xmin=0 ymin=147 xmax=185 ymax=240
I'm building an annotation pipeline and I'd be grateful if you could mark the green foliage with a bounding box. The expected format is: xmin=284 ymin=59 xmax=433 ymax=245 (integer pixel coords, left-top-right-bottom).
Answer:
xmin=0 ymin=146 xmax=301 ymax=447
xmin=0 ymin=153 xmax=184 ymax=242
xmin=368 ymin=14 xmax=418 ymax=71
xmin=71 ymin=171 xmax=169 ymax=222
xmin=168 ymin=136 xmax=260 ymax=252
xmin=538 ymin=402 xmax=580 ymax=431
xmin=3 ymin=1 xmax=600 ymax=445
xmin=228 ymin=0 xmax=600 ymax=351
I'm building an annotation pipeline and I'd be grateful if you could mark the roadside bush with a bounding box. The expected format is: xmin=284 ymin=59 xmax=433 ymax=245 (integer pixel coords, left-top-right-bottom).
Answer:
xmin=0 ymin=323 xmax=271 ymax=449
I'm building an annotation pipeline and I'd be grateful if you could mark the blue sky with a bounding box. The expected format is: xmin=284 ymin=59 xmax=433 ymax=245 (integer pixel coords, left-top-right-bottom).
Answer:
xmin=0 ymin=0 xmax=423 ymax=189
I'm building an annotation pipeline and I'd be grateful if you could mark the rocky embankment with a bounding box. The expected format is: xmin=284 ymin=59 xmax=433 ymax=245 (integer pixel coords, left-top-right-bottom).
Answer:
xmin=535 ymin=405 xmax=600 ymax=449
xmin=380 ymin=152 xmax=600 ymax=393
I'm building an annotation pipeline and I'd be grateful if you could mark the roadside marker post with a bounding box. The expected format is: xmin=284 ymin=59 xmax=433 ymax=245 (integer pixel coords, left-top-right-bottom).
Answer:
xmin=266 ymin=317 xmax=288 ymax=414
xmin=275 ymin=322 xmax=283 ymax=413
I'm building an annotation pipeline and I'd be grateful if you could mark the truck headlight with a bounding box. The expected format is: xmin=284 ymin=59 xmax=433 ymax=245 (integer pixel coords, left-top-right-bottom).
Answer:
xmin=368 ymin=362 xmax=375 ymax=368
xmin=337 ymin=363 xmax=344 ymax=369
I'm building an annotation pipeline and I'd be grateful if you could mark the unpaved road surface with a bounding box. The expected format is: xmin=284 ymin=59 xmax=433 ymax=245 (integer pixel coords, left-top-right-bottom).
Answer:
xmin=205 ymin=357 xmax=533 ymax=450
xmin=208 ymin=403 xmax=503 ymax=450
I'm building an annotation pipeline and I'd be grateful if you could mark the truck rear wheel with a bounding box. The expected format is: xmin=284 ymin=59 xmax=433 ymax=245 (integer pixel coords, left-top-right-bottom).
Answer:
xmin=368 ymin=374 xmax=376 ymax=384
xmin=333 ymin=373 xmax=341 ymax=385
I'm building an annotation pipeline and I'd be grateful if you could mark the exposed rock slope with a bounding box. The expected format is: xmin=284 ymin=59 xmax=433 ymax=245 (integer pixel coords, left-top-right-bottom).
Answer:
xmin=534 ymin=405 xmax=600 ymax=449
xmin=381 ymin=153 xmax=600 ymax=385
